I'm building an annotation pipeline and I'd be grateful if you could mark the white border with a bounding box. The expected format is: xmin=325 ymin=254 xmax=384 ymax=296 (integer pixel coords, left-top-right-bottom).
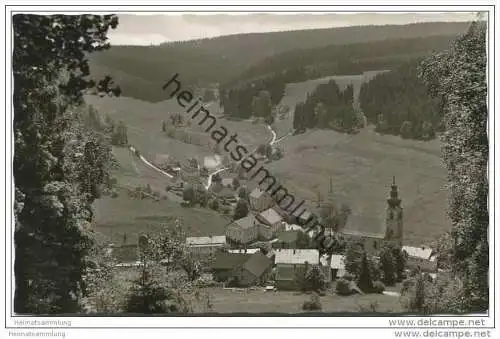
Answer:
xmin=1 ymin=1 xmax=498 ymax=335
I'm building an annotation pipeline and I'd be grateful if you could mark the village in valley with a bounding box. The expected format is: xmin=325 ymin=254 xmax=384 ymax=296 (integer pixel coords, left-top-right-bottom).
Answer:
xmin=13 ymin=12 xmax=487 ymax=317
xmin=101 ymin=110 xmax=441 ymax=312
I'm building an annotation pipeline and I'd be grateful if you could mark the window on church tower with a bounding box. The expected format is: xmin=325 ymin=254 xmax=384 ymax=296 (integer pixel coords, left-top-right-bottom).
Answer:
xmin=389 ymin=210 xmax=394 ymax=219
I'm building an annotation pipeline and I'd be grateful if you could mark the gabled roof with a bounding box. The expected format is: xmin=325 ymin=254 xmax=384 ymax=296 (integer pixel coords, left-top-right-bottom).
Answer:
xmin=186 ymin=235 xmax=226 ymax=247
xmin=231 ymin=214 xmax=259 ymax=229
xmin=258 ymin=208 xmax=283 ymax=225
xmin=211 ymin=252 xmax=251 ymax=270
xmin=242 ymin=252 xmax=272 ymax=277
xmin=402 ymin=245 xmax=434 ymax=260
xmin=274 ymin=249 xmax=319 ymax=265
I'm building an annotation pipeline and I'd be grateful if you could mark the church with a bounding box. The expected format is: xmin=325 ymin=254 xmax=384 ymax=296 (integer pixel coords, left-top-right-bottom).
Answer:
xmin=339 ymin=176 xmax=403 ymax=254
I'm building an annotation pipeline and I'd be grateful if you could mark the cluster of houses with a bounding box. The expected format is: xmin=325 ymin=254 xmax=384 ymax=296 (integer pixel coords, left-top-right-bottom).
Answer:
xmin=108 ymin=178 xmax=440 ymax=290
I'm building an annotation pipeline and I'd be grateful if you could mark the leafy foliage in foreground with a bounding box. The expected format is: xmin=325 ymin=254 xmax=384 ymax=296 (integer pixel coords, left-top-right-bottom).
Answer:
xmin=419 ymin=19 xmax=488 ymax=313
xmin=13 ymin=14 xmax=119 ymax=314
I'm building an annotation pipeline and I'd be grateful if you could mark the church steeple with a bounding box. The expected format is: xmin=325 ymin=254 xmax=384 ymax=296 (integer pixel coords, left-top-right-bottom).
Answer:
xmin=385 ymin=176 xmax=403 ymax=247
xmin=387 ymin=176 xmax=401 ymax=208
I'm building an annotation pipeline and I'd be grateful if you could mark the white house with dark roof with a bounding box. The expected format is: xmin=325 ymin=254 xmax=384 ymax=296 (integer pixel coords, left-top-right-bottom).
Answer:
xmin=274 ymin=249 xmax=320 ymax=290
xmin=226 ymin=214 xmax=261 ymax=244
xmin=249 ymin=187 xmax=274 ymax=212
xmin=402 ymin=245 xmax=438 ymax=272
xmin=186 ymin=235 xmax=226 ymax=257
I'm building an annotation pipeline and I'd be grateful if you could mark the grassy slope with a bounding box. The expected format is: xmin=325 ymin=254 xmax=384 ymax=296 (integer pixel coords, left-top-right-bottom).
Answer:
xmin=266 ymin=127 xmax=448 ymax=246
xmin=93 ymin=194 xmax=232 ymax=244
xmin=92 ymin=136 xmax=231 ymax=245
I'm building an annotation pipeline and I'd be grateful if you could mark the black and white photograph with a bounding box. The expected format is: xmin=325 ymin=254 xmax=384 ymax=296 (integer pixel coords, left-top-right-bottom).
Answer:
xmin=3 ymin=2 xmax=497 ymax=339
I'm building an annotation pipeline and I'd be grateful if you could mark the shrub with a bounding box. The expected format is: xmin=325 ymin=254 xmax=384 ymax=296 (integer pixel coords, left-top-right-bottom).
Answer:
xmin=304 ymin=265 xmax=327 ymax=292
xmin=335 ymin=278 xmax=352 ymax=296
xmin=372 ymin=280 xmax=385 ymax=294
xmin=302 ymin=293 xmax=322 ymax=311
xmin=208 ymin=199 xmax=219 ymax=211
xmin=125 ymin=270 xmax=180 ymax=314
xmin=343 ymin=273 xmax=355 ymax=281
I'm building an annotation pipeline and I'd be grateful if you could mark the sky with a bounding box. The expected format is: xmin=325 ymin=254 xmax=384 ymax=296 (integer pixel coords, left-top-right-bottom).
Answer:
xmin=107 ymin=12 xmax=478 ymax=46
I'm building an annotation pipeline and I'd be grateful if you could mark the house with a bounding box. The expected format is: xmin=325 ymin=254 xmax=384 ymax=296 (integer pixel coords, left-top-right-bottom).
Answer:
xmin=257 ymin=208 xmax=285 ymax=239
xmin=186 ymin=235 xmax=226 ymax=257
xmin=402 ymin=245 xmax=438 ymax=272
xmin=249 ymin=187 xmax=274 ymax=212
xmin=211 ymin=252 xmax=273 ymax=287
xmin=320 ymin=254 xmax=346 ymax=281
xmin=226 ymin=214 xmax=260 ymax=245
xmin=274 ymin=248 xmax=320 ymax=265
xmin=233 ymin=252 xmax=273 ymax=287
xmin=211 ymin=252 xmax=251 ymax=282
xmin=274 ymin=249 xmax=320 ymax=290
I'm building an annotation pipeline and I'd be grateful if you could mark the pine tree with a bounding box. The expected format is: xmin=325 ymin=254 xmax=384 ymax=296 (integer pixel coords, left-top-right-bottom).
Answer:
xmin=233 ymin=200 xmax=249 ymax=220
xmin=357 ymin=252 xmax=374 ymax=293
xmin=379 ymin=243 xmax=397 ymax=286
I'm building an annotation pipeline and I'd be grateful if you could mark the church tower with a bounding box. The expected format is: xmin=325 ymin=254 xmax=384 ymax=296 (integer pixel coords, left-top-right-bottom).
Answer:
xmin=385 ymin=176 xmax=403 ymax=247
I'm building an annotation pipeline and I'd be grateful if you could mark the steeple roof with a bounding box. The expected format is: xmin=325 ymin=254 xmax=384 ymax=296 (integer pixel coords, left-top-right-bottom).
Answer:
xmin=387 ymin=176 xmax=402 ymax=207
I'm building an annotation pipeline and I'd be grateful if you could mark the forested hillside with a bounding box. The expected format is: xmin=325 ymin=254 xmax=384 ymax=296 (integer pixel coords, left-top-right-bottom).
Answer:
xmin=88 ymin=22 xmax=470 ymax=102
xmin=292 ymin=82 xmax=361 ymax=134
xmin=359 ymin=60 xmax=442 ymax=140
xmin=219 ymin=35 xmax=456 ymax=121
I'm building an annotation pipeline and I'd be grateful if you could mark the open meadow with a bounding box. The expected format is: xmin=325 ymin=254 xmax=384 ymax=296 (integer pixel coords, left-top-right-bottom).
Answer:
xmin=266 ymin=126 xmax=448 ymax=246
xmin=205 ymin=287 xmax=404 ymax=314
